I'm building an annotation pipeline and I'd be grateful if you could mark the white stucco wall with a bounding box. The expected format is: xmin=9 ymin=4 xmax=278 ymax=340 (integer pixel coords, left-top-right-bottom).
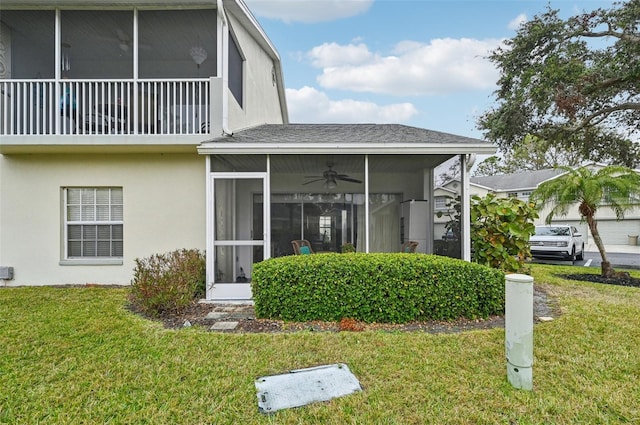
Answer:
xmin=226 ymin=14 xmax=285 ymax=130
xmin=0 ymin=153 xmax=206 ymax=286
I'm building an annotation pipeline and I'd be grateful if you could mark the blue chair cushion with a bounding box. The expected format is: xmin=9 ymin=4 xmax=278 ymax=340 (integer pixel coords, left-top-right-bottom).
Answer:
xmin=300 ymin=246 xmax=311 ymax=255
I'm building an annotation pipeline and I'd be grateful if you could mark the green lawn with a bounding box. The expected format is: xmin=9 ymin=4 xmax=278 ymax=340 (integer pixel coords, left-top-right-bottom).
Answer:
xmin=1 ymin=265 xmax=639 ymax=424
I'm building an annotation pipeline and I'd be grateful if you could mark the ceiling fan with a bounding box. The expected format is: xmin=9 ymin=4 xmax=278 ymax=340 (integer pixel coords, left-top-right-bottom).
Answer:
xmin=114 ymin=28 xmax=132 ymax=51
xmin=101 ymin=28 xmax=150 ymax=52
xmin=302 ymin=163 xmax=362 ymax=189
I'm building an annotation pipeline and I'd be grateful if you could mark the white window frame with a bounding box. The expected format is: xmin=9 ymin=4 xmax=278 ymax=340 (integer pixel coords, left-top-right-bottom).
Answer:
xmin=434 ymin=196 xmax=448 ymax=210
xmin=518 ymin=191 xmax=532 ymax=200
xmin=61 ymin=187 xmax=123 ymax=265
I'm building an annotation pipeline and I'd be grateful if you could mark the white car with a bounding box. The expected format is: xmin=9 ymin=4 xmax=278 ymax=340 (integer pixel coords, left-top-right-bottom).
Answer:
xmin=529 ymin=225 xmax=585 ymax=262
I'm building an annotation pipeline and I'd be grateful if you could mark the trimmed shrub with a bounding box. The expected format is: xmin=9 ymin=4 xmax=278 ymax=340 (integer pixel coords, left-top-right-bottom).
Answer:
xmin=252 ymin=253 xmax=504 ymax=323
xmin=129 ymin=249 xmax=205 ymax=316
xmin=341 ymin=243 xmax=356 ymax=253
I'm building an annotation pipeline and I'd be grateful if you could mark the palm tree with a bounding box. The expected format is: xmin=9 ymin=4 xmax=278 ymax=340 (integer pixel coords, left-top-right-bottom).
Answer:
xmin=531 ymin=165 xmax=640 ymax=277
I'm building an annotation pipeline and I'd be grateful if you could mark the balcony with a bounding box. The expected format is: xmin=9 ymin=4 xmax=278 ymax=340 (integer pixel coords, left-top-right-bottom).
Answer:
xmin=0 ymin=8 xmax=220 ymax=152
xmin=1 ymin=78 xmax=212 ymax=136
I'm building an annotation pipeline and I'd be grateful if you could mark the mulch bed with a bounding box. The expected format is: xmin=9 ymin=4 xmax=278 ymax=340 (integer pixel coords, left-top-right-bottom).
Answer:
xmin=130 ymin=285 xmax=563 ymax=334
xmin=130 ymin=273 xmax=638 ymax=334
xmin=561 ymin=272 xmax=640 ymax=288
xmin=147 ymin=302 xmax=508 ymax=334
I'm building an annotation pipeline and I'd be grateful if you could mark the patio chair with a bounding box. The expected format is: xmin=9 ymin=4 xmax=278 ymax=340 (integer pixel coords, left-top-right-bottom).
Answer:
xmin=401 ymin=241 xmax=419 ymax=253
xmin=291 ymin=239 xmax=314 ymax=255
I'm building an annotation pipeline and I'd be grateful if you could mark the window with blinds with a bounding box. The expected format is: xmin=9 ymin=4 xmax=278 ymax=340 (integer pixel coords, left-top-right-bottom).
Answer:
xmin=434 ymin=196 xmax=448 ymax=210
xmin=65 ymin=187 xmax=123 ymax=258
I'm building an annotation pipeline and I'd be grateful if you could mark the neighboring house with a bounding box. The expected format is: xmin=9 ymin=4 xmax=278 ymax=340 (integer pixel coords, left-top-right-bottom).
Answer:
xmin=433 ymin=179 xmax=461 ymax=239
xmin=0 ymin=0 xmax=496 ymax=301
xmin=470 ymin=166 xmax=640 ymax=246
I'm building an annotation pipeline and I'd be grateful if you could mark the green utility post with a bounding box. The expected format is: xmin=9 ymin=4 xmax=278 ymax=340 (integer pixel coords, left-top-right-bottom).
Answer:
xmin=505 ymin=273 xmax=534 ymax=390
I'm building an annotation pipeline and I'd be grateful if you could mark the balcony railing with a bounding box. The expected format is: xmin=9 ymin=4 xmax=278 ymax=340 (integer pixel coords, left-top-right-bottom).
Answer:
xmin=0 ymin=79 xmax=211 ymax=136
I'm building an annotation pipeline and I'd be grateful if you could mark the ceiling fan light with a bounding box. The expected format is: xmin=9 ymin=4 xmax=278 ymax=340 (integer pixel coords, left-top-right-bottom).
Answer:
xmin=190 ymin=46 xmax=208 ymax=66
xmin=324 ymin=178 xmax=337 ymax=190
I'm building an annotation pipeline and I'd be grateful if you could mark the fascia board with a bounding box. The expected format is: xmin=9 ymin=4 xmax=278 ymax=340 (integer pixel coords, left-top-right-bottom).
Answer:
xmin=536 ymin=171 xmax=570 ymax=187
xmin=434 ymin=187 xmax=458 ymax=195
xmin=197 ymin=142 xmax=497 ymax=155
xmin=492 ymin=186 xmax=539 ymax=193
xmin=469 ymin=182 xmax=493 ymax=191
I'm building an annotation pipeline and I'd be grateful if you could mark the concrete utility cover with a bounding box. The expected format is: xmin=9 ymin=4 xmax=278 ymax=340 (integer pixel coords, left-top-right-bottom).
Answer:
xmin=255 ymin=363 xmax=362 ymax=414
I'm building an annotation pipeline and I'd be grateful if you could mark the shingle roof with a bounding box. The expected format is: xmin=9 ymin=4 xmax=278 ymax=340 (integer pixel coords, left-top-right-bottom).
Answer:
xmin=470 ymin=168 xmax=565 ymax=191
xmin=204 ymin=123 xmax=489 ymax=145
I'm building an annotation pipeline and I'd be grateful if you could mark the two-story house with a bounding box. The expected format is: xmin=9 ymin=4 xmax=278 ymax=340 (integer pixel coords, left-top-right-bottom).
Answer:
xmin=0 ymin=0 xmax=496 ymax=301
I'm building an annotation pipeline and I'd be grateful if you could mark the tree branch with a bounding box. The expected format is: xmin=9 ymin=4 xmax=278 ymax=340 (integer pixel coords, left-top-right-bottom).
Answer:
xmin=572 ymin=102 xmax=640 ymax=130
xmin=589 ymin=76 xmax=630 ymax=91
xmin=580 ymin=29 xmax=640 ymax=43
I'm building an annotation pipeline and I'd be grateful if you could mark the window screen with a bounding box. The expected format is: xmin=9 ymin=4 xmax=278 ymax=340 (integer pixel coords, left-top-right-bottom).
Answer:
xmin=229 ymin=32 xmax=244 ymax=107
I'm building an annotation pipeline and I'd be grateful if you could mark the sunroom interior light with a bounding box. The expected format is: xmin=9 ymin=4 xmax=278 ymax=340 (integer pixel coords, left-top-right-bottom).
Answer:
xmin=324 ymin=177 xmax=337 ymax=190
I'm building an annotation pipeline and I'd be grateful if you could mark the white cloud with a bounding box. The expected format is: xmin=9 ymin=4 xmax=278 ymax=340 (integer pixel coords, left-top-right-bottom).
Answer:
xmin=508 ymin=13 xmax=528 ymax=30
xmin=244 ymin=0 xmax=373 ymax=23
xmin=286 ymin=86 xmax=418 ymax=123
xmin=309 ymin=38 xmax=502 ymax=96
xmin=307 ymin=42 xmax=374 ymax=67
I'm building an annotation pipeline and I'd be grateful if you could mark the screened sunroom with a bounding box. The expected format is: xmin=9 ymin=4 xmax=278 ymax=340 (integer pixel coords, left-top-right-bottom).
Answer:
xmin=198 ymin=124 xmax=495 ymax=301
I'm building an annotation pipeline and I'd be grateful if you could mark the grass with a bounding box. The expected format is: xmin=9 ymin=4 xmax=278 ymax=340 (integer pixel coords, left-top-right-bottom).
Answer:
xmin=1 ymin=264 xmax=639 ymax=424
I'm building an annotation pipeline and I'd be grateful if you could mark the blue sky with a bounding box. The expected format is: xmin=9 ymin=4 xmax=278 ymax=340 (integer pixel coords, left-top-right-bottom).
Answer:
xmin=244 ymin=0 xmax=614 ymax=140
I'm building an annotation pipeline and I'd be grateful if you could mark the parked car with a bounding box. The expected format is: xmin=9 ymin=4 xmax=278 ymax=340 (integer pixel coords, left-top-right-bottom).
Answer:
xmin=442 ymin=229 xmax=458 ymax=241
xmin=529 ymin=225 xmax=585 ymax=262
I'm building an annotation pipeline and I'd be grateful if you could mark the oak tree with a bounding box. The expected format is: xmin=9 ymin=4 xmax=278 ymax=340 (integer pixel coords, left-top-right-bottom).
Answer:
xmin=479 ymin=1 xmax=640 ymax=167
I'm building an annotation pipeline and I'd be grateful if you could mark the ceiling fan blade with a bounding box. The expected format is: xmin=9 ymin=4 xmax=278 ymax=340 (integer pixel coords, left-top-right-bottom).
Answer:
xmin=337 ymin=176 xmax=362 ymax=183
xmin=115 ymin=28 xmax=131 ymax=42
xmin=302 ymin=178 xmax=325 ymax=185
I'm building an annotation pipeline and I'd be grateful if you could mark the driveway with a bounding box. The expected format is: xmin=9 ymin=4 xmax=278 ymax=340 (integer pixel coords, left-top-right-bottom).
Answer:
xmin=532 ymin=251 xmax=639 ymax=270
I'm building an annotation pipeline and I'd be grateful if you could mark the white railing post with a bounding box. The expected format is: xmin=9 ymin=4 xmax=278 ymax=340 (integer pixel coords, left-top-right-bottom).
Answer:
xmin=505 ymin=273 xmax=534 ymax=390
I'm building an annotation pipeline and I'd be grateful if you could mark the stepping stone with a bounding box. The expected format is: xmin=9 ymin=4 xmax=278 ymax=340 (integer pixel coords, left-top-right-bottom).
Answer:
xmin=210 ymin=321 xmax=239 ymax=330
xmin=219 ymin=306 xmax=238 ymax=312
xmin=205 ymin=312 xmax=229 ymax=319
xmin=537 ymin=316 xmax=554 ymax=322
xmin=228 ymin=312 xmax=255 ymax=320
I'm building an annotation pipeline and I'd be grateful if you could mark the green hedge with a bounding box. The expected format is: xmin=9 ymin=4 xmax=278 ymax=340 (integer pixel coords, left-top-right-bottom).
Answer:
xmin=252 ymin=253 xmax=505 ymax=323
